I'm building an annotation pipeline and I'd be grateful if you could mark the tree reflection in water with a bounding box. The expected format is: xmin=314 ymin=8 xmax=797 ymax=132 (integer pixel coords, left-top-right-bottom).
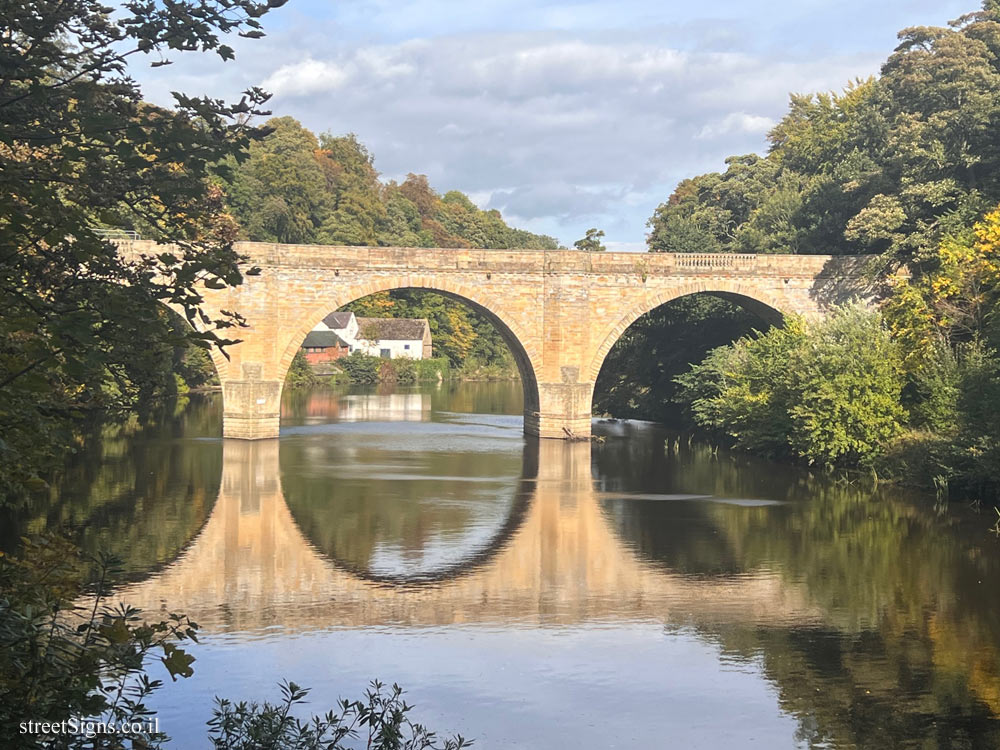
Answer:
xmin=596 ymin=422 xmax=1000 ymax=748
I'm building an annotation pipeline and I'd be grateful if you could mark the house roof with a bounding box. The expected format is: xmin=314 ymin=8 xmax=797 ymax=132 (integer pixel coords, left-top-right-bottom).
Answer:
xmin=356 ymin=317 xmax=430 ymax=341
xmin=302 ymin=330 xmax=349 ymax=349
xmin=322 ymin=311 xmax=355 ymax=330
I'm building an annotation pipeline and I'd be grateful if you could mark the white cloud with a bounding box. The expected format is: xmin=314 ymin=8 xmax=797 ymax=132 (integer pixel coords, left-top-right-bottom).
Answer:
xmin=262 ymin=59 xmax=349 ymax=96
xmin=696 ymin=112 xmax=776 ymax=140
xmin=134 ymin=23 xmax=886 ymax=245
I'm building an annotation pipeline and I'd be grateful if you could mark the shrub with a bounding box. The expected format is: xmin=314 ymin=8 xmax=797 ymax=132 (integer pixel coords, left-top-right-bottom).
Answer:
xmin=676 ymin=305 xmax=907 ymax=467
xmin=378 ymin=357 xmax=417 ymax=385
xmin=415 ymin=357 xmax=450 ymax=382
xmin=208 ymin=680 xmax=470 ymax=750
xmin=285 ymin=350 xmax=318 ymax=389
xmin=882 ymin=340 xmax=1000 ymax=497
xmin=340 ymin=352 xmax=381 ymax=384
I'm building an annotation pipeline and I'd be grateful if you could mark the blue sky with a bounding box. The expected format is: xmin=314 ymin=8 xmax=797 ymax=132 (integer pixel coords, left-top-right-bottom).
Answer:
xmin=137 ymin=0 xmax=975 ymax=249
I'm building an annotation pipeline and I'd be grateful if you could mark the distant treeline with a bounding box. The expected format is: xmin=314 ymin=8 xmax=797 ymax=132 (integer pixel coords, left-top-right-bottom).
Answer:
xmin=222 ymin=116 xmax=559 ymax=251
xmin=647 ymin=5 xmax=1000 ymax=264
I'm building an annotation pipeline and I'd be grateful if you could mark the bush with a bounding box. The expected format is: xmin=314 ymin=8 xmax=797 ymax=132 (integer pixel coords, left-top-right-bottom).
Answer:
xmin=882 ymin=340 xmax=1000 ymax=497
xmin=415 ymin=357 xmax=450 ymax=382
xmin=676 ymin=305 xmax=907 ymax=467
xmin=340 ymin=352 xmax=381 ymax=384
xmin=208 ymin=680 xmax=470 ymax=750
xmin=285 ymin=350 xmax=318 ymax=389
xmin=379 ymin=357 xmax=417 ymax=385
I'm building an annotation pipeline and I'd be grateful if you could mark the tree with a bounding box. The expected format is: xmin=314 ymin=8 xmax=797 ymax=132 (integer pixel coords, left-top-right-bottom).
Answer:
xmin=573 ymin=228 xmax=606 ymax=252
xmin=0 ymin=0 xmax=279 ymax=504
xmin=676 ymin=306 xmax=907 ymax=467
xmin=227 ymin=117 xmax=331 ymax=244
xmin=646 ymin=4 xmax=1000 ymax=261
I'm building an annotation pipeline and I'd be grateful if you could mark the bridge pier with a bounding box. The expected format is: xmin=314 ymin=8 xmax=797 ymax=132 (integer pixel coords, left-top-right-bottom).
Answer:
xmin=533 ymin=382 xmax=595 ymax=440
xmin=222 ymin=379 xmax=282 ymax=439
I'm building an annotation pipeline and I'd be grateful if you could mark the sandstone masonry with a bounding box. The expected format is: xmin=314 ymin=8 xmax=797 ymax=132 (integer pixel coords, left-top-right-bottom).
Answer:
xmin=120 ymin=241 xmax=882 ymax=440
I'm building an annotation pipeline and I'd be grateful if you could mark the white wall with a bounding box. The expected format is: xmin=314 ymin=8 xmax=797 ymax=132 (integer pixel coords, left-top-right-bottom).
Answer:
xmin=355 ymin=338 xmax=424 ymax=359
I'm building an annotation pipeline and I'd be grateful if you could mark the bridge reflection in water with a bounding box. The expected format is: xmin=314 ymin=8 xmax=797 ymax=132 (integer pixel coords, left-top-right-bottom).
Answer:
xmin=117 ymin=438 xmax=819 ymax=634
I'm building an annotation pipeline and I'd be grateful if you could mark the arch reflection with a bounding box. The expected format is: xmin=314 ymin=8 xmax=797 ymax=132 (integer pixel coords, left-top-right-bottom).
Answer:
xmin=115 ymin=435 xmax=819 ymax=635
xmin=281 ymin=434 xmax=538 ymax=586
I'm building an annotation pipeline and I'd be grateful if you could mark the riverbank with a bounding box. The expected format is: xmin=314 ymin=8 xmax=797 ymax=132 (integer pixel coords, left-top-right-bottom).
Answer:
xmin=289 ymin=350 xmax=519 ymax=388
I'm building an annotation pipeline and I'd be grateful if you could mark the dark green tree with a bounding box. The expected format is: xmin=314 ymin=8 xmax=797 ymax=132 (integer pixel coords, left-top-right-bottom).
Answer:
xmin=573 ymin=228 xmax=606 ymax=252
xmin=0 ymin=0 xmax=280 ymax=505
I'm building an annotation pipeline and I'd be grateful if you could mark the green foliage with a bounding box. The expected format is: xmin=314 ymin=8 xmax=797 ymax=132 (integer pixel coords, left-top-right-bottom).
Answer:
xmin=573 ymin=228 xmax=606 ymax=252
xmin=0 ymin=536 xmax=199 ymax=749
xmin=207 ymin=680 xmax=470 ymax=750
xmin=380 ymin=357 xmax=417 ymax=385
xmin=225 ymin=127 xmax=558 ymax=251
xmin=676 ymin=306 xmax=907 ymax=467
xmin=648 ymin=4 xmax=1000 ymax=262
xmin=286 ymin=350 xmax=319 ymax=390
xmin=881 ymin=340 xmax=1000 ymax=496
xmin=340 ymin=352 xmax=382 ymax=384
xmin=1 ymin=0 xmax=277 ymax=506
xmin=676 ymin=319 xmax=807 ymax=458
xmin=875 ymin=204 xmax=1000 ymax=495
xmin=226 ymin=118 xmax=331 ymax=244
xmin=325 ymin=354 xmax=451 ymax=385
xmin=415 ymin=357 xmax=451 ymax=382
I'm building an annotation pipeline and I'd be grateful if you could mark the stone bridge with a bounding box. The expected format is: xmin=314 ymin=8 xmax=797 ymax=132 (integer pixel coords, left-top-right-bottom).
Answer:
xmin=121 ymin=241 xmax=878 ymax=440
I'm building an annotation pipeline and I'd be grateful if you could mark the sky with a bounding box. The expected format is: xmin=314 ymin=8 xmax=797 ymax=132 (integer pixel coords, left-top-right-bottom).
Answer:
xmin=136 ymin=0 xmax=975 ymax=250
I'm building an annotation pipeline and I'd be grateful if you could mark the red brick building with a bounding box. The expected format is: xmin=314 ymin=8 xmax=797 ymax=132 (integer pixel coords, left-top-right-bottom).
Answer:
xmin=301 ymin=330 xmax=350 ymax=367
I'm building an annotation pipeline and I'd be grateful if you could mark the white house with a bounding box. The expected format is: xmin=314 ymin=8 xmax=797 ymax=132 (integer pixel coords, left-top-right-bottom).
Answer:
xmin=310 ymin=311 xmax=432 ymax=359
xmin=312 ymin=311 xmax=358 ymax=341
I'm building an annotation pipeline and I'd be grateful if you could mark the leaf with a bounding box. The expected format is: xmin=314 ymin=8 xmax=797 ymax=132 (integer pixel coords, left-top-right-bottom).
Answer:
xmin=161 ymin=645 xmax=196 ymax=680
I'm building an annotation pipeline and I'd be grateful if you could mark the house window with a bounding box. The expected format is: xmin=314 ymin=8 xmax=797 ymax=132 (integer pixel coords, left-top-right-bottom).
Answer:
xmin=380 ymin=348 xmax=391 ymax=359
xmin=404 ymin=344 xmax=410 ymax=350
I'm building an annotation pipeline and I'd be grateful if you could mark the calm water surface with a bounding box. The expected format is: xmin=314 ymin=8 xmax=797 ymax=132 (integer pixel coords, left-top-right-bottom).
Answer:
xmin=6 ymin=381 xmax=1000 ymax=749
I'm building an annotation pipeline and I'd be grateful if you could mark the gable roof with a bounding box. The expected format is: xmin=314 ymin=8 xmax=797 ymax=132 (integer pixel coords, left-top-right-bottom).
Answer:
xmin=302 ymin=330 xmax=349 ymax=349
xmin=356 ymin=317 xmax=429 ymax=341
xmin=322 ymin=311 xmax=355 ymax=330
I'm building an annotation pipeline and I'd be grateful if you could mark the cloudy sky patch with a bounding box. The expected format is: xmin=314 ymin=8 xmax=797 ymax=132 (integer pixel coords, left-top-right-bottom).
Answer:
xmin=135 ymin=0 xmax=973 ymax=247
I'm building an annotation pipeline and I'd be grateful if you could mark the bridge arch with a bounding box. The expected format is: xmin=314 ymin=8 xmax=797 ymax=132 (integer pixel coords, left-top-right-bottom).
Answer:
xmin=276 ymin=276 xmax=542 ymax=423
xmin=587 ymin=280 xmax=790 ymax=385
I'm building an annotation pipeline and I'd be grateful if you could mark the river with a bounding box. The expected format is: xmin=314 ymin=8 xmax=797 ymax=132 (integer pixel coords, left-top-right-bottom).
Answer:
xmin=5 ymin=381 xmax=1000 ymax=748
